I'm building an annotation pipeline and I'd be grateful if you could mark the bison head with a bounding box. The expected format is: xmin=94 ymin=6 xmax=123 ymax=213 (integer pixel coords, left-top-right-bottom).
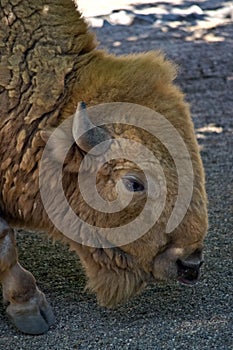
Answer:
xmin=40 ymin=102 xmax=208 ymax=307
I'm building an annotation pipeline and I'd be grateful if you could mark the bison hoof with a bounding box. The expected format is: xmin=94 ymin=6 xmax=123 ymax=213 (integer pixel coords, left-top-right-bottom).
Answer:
xmin=6 ymin=290 xmax=55 ymax=335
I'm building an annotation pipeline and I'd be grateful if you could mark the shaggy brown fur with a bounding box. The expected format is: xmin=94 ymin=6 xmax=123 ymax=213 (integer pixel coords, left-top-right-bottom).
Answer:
xmin=0 ymin=0 xmax=208 ymax=334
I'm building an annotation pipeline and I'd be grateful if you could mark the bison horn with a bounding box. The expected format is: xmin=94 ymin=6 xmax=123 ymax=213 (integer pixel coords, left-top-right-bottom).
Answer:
xmin=72 ymin=102 xmax=112 ymax=155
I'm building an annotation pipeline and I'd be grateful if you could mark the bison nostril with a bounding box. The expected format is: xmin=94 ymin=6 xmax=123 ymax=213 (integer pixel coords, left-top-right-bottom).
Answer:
xmin=176 ymin=259 xmax=203 ymax=285
xmin=177 ymin=259 xmax=203 ymax=271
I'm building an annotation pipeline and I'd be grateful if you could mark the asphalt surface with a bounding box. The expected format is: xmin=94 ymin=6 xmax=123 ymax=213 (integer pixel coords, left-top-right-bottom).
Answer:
xmin=0 ymin=1 xmax=232 ymax=349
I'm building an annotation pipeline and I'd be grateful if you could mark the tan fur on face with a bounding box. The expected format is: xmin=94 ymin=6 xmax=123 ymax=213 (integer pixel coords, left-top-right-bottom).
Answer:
xmin=69 ymin=244 xmax=149 ymax=307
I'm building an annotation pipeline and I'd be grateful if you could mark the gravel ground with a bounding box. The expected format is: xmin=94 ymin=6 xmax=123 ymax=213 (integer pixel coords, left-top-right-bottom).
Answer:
xmin=0 ymin=1 xmax=232 ymax=349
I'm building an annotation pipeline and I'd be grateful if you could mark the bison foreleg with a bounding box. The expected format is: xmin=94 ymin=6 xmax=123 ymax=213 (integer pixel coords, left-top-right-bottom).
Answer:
xmin=0 ymin=218 xmax=55 ymax=334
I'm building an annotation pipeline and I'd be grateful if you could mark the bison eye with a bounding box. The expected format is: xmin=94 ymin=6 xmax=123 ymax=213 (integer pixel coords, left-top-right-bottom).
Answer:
xmin=122 ymin=175 xmax=145 ymax=192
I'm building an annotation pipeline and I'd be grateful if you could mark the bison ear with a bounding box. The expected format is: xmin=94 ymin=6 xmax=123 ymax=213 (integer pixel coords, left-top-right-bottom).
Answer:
xmin=40 ymin=119 xmax=74 ymax=164
xmin=72 ymin=102 xmax=112 ymax=155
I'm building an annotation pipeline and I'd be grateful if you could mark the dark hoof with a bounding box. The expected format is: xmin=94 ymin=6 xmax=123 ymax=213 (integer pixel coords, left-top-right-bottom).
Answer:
xmin=6 ymin=290 xmax=55 ymax=335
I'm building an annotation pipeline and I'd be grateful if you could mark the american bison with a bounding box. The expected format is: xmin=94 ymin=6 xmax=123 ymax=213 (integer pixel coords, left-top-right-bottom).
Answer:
xmin=0 ymin=0 xmax=208 ymax=334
